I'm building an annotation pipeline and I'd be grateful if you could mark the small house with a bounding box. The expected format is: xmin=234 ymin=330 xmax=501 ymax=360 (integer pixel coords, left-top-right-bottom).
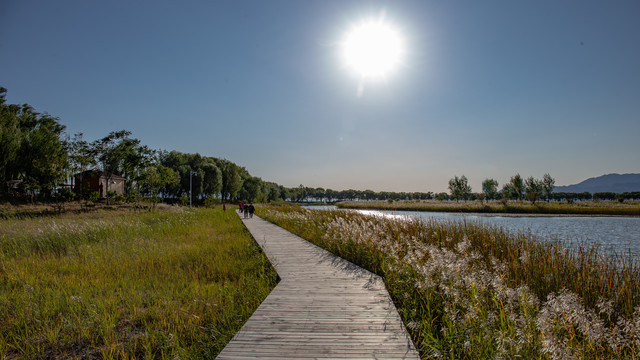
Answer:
xmin=74 ymin=170 xmax=126 ymax=198
xmin=5 ymin=179 xmax=24 ymax=197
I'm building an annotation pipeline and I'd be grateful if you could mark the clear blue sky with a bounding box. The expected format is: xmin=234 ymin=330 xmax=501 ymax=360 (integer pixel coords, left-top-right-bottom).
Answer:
xmin=2 ymin=0 xmax=639 ymax=193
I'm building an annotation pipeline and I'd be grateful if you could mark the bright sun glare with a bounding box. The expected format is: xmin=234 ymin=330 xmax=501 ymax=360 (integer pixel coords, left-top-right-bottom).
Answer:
xmin=341 ymin=18 xmax=405 ymax=80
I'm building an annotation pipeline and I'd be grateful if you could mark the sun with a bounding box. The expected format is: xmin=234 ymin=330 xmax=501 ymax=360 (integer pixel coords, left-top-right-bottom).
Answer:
xmin=341 ymin=18 xmax=405 ymax=80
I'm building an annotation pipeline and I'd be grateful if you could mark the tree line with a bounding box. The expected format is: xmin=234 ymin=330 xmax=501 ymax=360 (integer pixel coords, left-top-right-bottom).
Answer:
xmin=284 ymin=186 xmax=435 ymax=203
xmin=2 ymin=87 xmax=638 ymax=205
xmin=0 ymin=87 xmax=282 ymax=204
xmin=447 ymin=174 xmax=640 ymax=203
xmin=1 ymin=87 xmax=435 ymax=205
xmin=447 ymin=174 xmax=555 ymax=204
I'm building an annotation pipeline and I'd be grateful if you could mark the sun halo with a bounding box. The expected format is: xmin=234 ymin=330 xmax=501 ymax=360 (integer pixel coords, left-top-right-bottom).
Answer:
xmin=341 ymin=18 xmax=405 ymax=81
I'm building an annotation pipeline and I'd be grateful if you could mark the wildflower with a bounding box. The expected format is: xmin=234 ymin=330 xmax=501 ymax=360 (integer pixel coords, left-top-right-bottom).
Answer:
xmin=596 ymin=297 xmax=614 ymax=319
xmin=407 ymin=321 xmax=419 ymax=331
xmin=456 ymin=236 xmax=471 ymax=254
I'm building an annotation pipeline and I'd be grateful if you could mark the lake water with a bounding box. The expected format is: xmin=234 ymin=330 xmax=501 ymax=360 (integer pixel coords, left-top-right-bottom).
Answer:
xmin=304 ymin=206 xmax=640 ymax=258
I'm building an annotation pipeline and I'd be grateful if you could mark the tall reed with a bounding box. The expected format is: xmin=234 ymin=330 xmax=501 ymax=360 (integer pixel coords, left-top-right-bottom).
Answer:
xmin=258 ymin=205 xmax=640 ymax=359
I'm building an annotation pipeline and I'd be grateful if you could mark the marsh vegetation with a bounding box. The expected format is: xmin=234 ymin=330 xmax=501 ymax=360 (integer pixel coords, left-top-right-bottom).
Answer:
xmin=258 ymin=205 xmax=640 ymax=359
xmin=0 ymin=206 xmax=277 ymax=359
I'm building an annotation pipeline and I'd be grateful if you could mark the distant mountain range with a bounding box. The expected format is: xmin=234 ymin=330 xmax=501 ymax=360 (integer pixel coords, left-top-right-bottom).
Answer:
xmin=554 ymin=173 xmax=640 ymax=193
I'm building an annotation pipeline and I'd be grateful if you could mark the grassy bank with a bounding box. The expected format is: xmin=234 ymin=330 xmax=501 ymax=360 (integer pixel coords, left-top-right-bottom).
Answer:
xmin=337 ymin=199 xmax=640 ymax=216
xmin=0 ymin=202 xmax=156 ymax=220
xmin=0 ymin=206 xmax=277 ymax=359
xmin=257 ymin=205 xmax=640 ymax=359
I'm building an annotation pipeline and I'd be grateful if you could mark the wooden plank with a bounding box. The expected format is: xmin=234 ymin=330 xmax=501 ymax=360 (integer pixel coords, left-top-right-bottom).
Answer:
xmin=215 ymin=214 xmax=419 ymax=359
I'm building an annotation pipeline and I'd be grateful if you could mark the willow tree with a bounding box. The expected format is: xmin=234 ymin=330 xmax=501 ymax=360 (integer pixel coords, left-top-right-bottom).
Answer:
xmin=448 ymin=175 xmax=472 ymax=202
xmin=482 ymin=178 xmax=499 ymax=201
xmin=201 ymin=160 xmax=222 ymax=200
xmin=510 ymin=174 xmax=524 ymax=201
xmin=542 ymin=173 xmax=555 ymax=202
xmin=217 ymin=159 xmax=243 ymax=202
xmin=525 ymin=176 xmax=543 ymax=204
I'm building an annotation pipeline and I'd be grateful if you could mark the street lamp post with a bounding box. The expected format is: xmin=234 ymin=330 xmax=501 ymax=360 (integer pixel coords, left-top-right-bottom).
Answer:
xmin=189 ymin=171 xmax=194 ymax=208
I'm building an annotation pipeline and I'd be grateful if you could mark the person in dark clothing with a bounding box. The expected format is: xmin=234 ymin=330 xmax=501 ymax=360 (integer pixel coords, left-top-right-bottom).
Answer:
xmin=248 ymin=203 xmax=255 ymax=218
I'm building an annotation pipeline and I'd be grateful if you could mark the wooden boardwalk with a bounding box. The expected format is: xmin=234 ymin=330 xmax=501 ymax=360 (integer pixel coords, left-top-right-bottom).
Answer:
xmin=216 ymin=213 xmax=419 ymax=360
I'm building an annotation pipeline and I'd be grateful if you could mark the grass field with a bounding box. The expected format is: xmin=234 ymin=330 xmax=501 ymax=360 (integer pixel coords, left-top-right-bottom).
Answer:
xmin=337 ymin=199 xmax=640 ymax=216
xmin=0 ymin=206 xmax=277 ymax=359
xmin=257 ymin=205 xmax=640 ymax=359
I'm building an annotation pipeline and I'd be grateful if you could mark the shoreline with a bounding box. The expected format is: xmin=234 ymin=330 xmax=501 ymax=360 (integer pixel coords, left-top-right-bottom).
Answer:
xmin=335 ymin=200 xmax=640 ymax=217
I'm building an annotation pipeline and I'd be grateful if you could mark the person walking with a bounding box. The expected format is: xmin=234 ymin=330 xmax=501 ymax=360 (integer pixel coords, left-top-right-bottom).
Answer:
xmin=243 ymin=203 xmax=249 ymax=218
xmin=248 ymin=203 xmax=255 ymax=218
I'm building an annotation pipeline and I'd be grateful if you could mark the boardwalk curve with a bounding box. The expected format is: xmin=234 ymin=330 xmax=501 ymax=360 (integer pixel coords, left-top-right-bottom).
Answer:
xmin=216 ymin=213 xmax=419 ymax=359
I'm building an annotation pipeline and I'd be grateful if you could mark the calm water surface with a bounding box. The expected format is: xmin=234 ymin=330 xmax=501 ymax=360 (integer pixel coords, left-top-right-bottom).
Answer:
xmin=305 ymin=206 xmax=640 ymax=258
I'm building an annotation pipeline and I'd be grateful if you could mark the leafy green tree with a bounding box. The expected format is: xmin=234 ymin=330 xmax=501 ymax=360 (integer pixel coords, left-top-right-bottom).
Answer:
xmin=482 ymin=178 xmax=499 ymax=201
xmin=0 ymin=88 xmax=22 ymax=198
xmin=218 ymin=160 xmax=243 ymax=201
xmin=501 ymin=183 xmax=514 ymax=200
xmin=191 ymin=169 xmax=204 ymax=203
xmin=287 ymin=186 xmax=307 ymax=202
xmin=448 ymin=177 xmax=459 ymax=201
xmin=263 ymin=182 xmax=281 ymax=201
xmin=1 ymin=91 xmax=69 ymax=201
xmin=27 ymin=115 xmax=68 ymax=198
xmin=176 ymin=164 xmax=192 ymax=198
xmin=122 ymin=143 xmax=155 ymax=196
xmin=314 ymin=187 xmax=326 ymax=202
xmin=593 ymin=192 xmax=616 ymax=201
xmin=510 ymin=174 xmax=524 ymax=201
xmin=240 ymin=176 xmax=263 ymax=202
xmin=448 ymin=175 xmax=471 ymax=202
xmin=140 ymin=164 xmax=179 ymax=204
xmin=158 ymin=150 xmax=188 ymax=198
xmin=201 ymin=161 xmax=222 ymax=200
xmin=325 ymin=188 xmax=336 ymax=202
xmin=524 ymin=176 xmax=543 ymax=204
xmin=361 ymin=189 xmax=375 ymax=201
xmin=158 ymin=151 xmax=214 ymax=201
xmin=68 ymin=133 xmax=96 ymax=200
xmin=298 ymin=185 xmax=308 ymax=202
xmin=141 ymin=166 xmax=162 ymax=195
xmin=279 ymin=185 xmax=290 ymax=201
xmin=542 ymin=173 xmax=555 ymax=202
xmin=159 ymin=166 xmax=179 ymax=199
xmin=12 ymin=104 xmax=68 ymax=200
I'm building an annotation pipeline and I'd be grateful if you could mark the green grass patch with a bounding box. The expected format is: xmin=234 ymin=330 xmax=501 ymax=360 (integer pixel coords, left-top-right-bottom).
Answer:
xmin=0 ymin=206 xmax=277 ymax=359
xmin=257 ymin=205 xmax=640 ymax=359
xmin=337 ymin=199 xmax=640 ymax=216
